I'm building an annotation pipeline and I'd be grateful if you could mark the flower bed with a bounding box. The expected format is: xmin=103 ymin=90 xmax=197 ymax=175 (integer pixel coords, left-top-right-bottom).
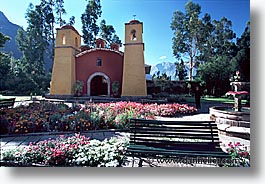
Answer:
xmin=1 ymin=134 xmax=129 ymax=167
xmin=0 ymin=102 xmax=76 ymax=134
xmin=0 ymin=101 xmax=197 ymax=134
xmin=1 ymin=135 xmax=250 ymax=167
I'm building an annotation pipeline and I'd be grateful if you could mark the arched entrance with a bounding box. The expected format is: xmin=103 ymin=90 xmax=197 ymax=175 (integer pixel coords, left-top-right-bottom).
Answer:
xmin=87 ymin=72 xmax=110 ymax=96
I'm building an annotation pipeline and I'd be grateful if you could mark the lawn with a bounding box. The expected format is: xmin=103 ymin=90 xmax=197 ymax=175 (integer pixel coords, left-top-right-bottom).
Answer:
xmin=182 ymin=95 xmax=247 ymax=105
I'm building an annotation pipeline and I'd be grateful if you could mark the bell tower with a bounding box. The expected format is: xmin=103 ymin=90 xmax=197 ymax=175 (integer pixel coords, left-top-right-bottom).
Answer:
xmin=121 ymin=20 xmax=147 ymax=97
xmin=50 ymin=25 xmax=81 ymax=95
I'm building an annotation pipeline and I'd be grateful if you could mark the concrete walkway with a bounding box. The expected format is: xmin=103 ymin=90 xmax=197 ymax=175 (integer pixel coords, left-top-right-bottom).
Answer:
xmin=0 ymin=130 xmax=129 ymax=151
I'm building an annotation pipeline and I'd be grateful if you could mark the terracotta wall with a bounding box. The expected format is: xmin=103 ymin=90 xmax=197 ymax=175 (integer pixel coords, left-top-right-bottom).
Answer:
xmin=75 ymin=49 xmax=123 ymax=95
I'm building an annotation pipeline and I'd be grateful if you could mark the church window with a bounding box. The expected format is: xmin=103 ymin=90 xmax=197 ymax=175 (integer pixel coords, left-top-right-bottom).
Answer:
xmin=96 ymin=58 xmax=102 ymax=66
xmin=75 ymin=37 xmax=78 ymax=48
xmin=62 ymin=34 xmax=66 ymax=45
xmin=131 ymin=29 xmax=137 ymax=41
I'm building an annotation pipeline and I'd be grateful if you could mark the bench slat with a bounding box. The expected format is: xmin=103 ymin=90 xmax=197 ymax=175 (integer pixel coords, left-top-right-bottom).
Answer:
xmin=130 ymin=126 xmax=217 ymax=131
xmin=130 ymin=124 xmax=218 ymax=128
xmin=128 ymin=143 xmax=221 ymax=151
xmin=130 ymin=118 xmax=215 ymax=124
xmin=126 ymin=146 xmax=229 ymax=158
xmin=129 ymin=139 xmax=220 ymax=150
xmin=127 ymin=144 xmax=226 ymax=154
xmin=131 ymin=135 xmax=219 ymax=142
xmin=132 ymin=130 xmax=218 ymax=136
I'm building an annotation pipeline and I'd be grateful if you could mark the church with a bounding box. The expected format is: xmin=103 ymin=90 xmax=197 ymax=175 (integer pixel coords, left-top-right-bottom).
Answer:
xmin=50 ymin=19 xmax=150 ymax=97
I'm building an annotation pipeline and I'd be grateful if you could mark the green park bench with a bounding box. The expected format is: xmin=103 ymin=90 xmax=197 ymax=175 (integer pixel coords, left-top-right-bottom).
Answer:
xmin=0 ymin=98 xmax=16 ymax=108
xmin=126 ymin=118 xmax=231 ymax=167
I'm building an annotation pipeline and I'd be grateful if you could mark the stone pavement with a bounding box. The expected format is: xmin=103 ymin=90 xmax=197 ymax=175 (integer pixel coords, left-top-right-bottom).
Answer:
xmin=0 ymin=130 xmax=129 ymax=151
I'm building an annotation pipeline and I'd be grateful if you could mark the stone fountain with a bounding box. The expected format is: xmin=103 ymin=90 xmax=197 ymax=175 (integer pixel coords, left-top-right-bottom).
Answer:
xmin=210 ymin=71 xmax=250 ymax=139
xmin=226 ymin=82 xmax=249 ymax=112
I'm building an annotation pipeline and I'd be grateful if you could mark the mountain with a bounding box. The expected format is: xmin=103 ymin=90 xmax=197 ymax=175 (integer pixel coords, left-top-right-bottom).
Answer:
xmin=150 ymin=61 xmax=197 ymax=80
xmin=150 ymin=62 xmax=177 ymax=80
xmin=0 ymin=11 xmax=22 ymax=59
xmin=0 ymin=11 xmax=52 ymax=71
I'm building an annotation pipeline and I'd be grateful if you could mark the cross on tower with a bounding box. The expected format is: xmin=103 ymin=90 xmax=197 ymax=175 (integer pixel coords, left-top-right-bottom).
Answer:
xmin=133 ymin=15 xmax=136 ymax=20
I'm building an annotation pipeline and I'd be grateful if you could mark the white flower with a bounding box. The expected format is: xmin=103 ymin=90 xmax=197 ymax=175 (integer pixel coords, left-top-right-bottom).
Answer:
xmin=75 ymin=157 xmax=82 ymax=165
xmin=105 ymin=160 xmax=119 ymax=167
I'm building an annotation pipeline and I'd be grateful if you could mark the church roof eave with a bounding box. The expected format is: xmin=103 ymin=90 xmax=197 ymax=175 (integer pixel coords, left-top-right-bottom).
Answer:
xmin=75 ymin=48 xmax=124 ymax=58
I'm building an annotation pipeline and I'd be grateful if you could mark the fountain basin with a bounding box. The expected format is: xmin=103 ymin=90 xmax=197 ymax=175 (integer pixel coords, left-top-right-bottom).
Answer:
xmin=210 ymin=106 xmax=250 ymax=122
xmin=210 ymin=106 xmax=250 ymax=140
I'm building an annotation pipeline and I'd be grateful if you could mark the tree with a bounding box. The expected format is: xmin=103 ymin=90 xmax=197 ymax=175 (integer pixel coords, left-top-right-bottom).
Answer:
xmin=81 ymin=0 xmax=102 ymax=47
xmin=196 ymin=13 xmax=214 ymax=62
xmin=197 ymin=17 xmax=237 ymax=96
xmin=68 ymin=16 xmax=75 ymax=26
xmin=171 ymin=1 xmax=205 ymax=81
xmin=232 ymin=21 xmax=250 ymax=81
xmin=153 ymin=72 xmax=171 ymax=92
xmin=15 ymin=4 xmax=49 ymax=94
xmin=175 ymin=59 xmax=187 ymax=81
xmin=171 ymin=1 xmax=241 ymax=96
xmin=0 ymin=53 xmax=11 ymax=87
xmin=198 ymin=16 xmax=237 ymax=63
xmin=53 ymin=0 xmax=67 ymax=26
xmin=0 ymin=32 xmax=10 ymax=49
xmin=210 ymin=17 xmax=237 ymax=58
xmin=0 ymin=32 xmax=11 ymax=90
xmin=196 ymin=56 xmax=234 ymax=96
xmin=99 ymin=19 xmax=115 ymax=43
xmin=99 ymin=19 xmax=122 ymax=47
xmin=40 ymin=0 xmax=70 ymax=65
xmin=17 ymin=4 xmax=47 ymax=74
xmin=112 ymin=34 xmax=122 ymax=47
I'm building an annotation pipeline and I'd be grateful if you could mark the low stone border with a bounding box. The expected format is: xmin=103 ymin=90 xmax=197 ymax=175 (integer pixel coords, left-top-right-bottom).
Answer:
xmin=218 ymin=129 xmax=250 ymax=140
xmin=0 ymin=161 xmax=46 ymax=167
xmin=0 ymin=129 xmax=130 ymax=138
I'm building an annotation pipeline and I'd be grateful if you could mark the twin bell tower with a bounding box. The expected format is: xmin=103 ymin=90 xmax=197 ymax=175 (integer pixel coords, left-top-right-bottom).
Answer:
xmin=50 ymin=19 xmax=147 ymax=97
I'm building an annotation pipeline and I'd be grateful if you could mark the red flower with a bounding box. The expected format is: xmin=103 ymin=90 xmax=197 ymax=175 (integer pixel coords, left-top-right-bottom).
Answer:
xmin=244 ymin=151 xmax=249 ymax=157
xmin=226 ymin=91 xmax=249 ymax=95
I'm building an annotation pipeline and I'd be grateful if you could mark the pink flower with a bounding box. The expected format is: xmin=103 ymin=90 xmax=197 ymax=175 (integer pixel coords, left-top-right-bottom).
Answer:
xmin=244 ymin=151 xmax=249 ymax=157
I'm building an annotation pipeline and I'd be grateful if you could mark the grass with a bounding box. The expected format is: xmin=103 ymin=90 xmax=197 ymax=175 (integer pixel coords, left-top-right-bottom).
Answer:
xmin=203 ymin=96 xmax=248 ymax=104
xmin=182 ymin=95 xmax=247 ymax=105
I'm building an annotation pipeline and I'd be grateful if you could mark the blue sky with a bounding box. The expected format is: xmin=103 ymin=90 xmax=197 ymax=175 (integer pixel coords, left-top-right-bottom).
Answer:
xmin=0 ymin=0 xmax=250 ymax=66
